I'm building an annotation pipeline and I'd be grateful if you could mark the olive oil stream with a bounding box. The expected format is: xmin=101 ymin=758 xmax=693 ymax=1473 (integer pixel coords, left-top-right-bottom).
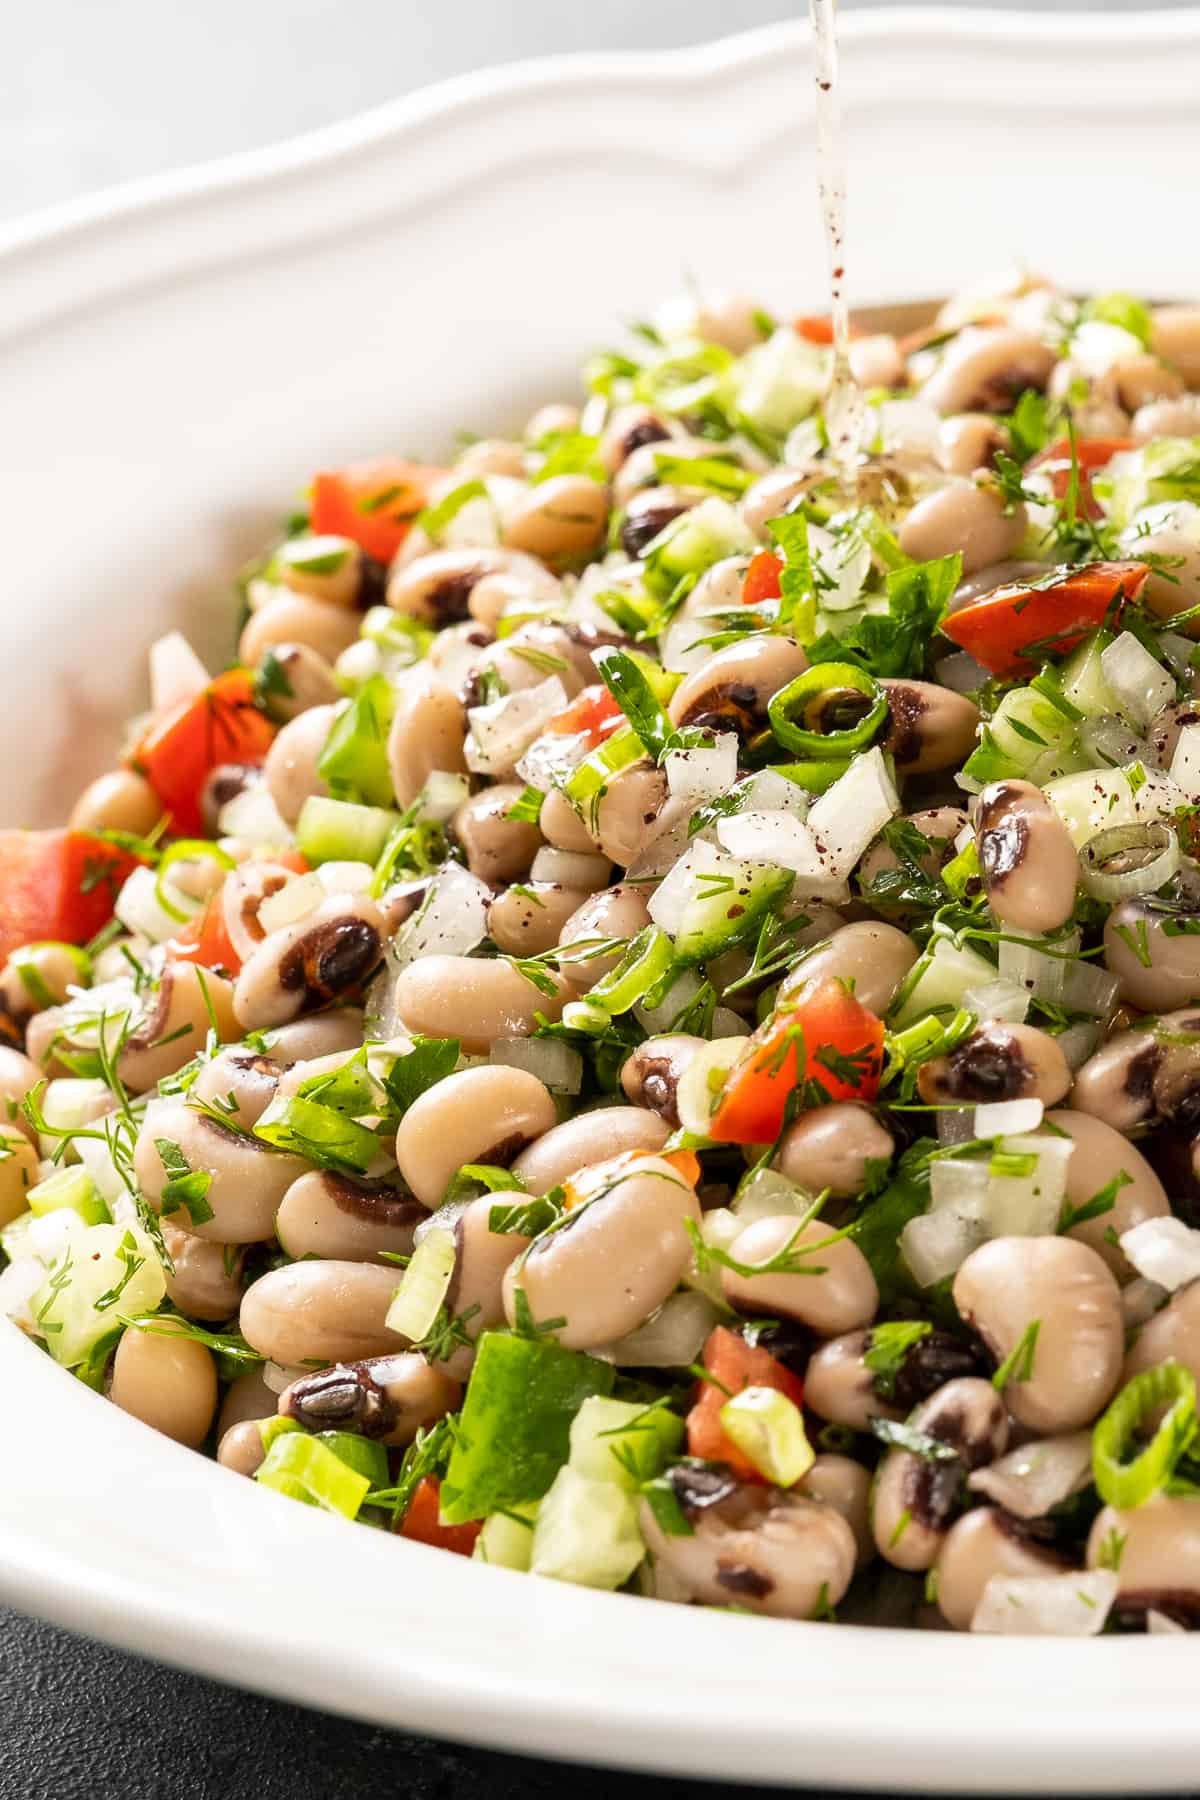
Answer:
xmin=810 ymin=0 xmax=866 ymax=490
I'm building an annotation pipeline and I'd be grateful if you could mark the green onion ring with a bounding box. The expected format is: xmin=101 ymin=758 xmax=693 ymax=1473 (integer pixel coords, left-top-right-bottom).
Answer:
xmin=1079 ymin=821 xmax=1180 ymax=903
xmin=587 ymin=924 xmax=675 ymax=1016
xmin=154 ymin=839 xmax=237 ymax=924
xmin=767 ymin=661 xmax=888 ymax=758
xmin=1092 ymin=1362 xmax=1197 ymax=1510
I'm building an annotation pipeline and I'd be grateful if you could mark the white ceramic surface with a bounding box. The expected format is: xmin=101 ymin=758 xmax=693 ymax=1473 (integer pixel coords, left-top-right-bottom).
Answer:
xmin=1 ymin=12 xmax=1199 ymax=1788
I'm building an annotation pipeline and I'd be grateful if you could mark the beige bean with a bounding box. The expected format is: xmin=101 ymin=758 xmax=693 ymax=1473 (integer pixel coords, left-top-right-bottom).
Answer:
xmin=501 ymin=476 xmax=608 ymax=563
xmin=220 ymin=862 xmax=300 ymax=967
xmin=1151 ymin=304 xmax=1200 ymax=388
xmin=721 ymin=1216 xmax=878 ymax=1338
xmin=975 ymin=778 xmax=1078 ymax=931
xmin=953 ymin=1236 xmax=1123 ymax=1433
xmin=110 ymin=1321 xmax=218 ymax=1449
xmin=69 ymin=769 xmax=163 ymax=837
xmin=0 ymin=942 xmax=85 ymax=1029
xmin=276 ymin=535 xmax=362 ymax=607
xmin=160 ymin=1220 xmax=246 ymax=1321
xmin=395 ymin=1064 xmax=557 ymax=1207
xmin=255 ymin=642 xmax=341 ymax=722
xmin=453 ymin=438 xmax=527 ymax=481
xmin=1104 ymin=900 xmax=1200 ymax=1011
xmin=1045 ymin=1109 xmax=1169 ymax=1279
xmin=802 ymin=1454 xmax=875 ymax=1569
xmin=487 ymin=883 xmax=590 ymax=957
xmin=779 ymin=921 xmax=919 ymax=1017
xmin=775 ymin=1103 xmax=894 ymax=1199
xmin=119 ymin=962 xmax=237 ymax=1093
xmin=872 ymin=1378 xmax=1008 ymax=1572
xmin=936 ymin=1506 xmax=1072 ymax=1631
xmin=1123 ymin=1280 xmax=1200 ymax=1391
xmin=620 ymin=1034 xmax=706 ymax=1127
xmin=279 ymin=1350 xmax=461 ymax=1445
xmin=539 ymin=786 xmax=597 ymax=854
xmin=453 ymin=784 xmax=542 ymax=884
xmin=917 ymin=1020 xmax=1071 ymax=1108
xmin=598 ymin=405 xmax=674 ymax=475
xmin=849 ymin=333 xmax=905 ymax=390
xmin=506 ymin=1151 xmax=701 ymax=1348
xmin=881 ymin=680 xmax=980 ymax=775
xmin=240 ymin=1261 xmax=403 ymax=1365
xmin=263 ymin=703 xmax=335 ymax=825
xmin=687 ymin=292 xmax=766 ymax=354
xmin=1149 ymin=700 xmax=1200 ymax=772
xmin=239 ymin=592 xmax=359 ymax=669
xmin=898 ymin=478 xmax=1027 ymax=577
xmin=511 ymin=1106 xmax=670 ymax=1196
xmin=1126 ymin=513 xmax=1200 ymax=632
xmin=217 ymin=1368 xmax=278 ymax=1438
xmin=585 ymin=762 xmax=666 ymax=867
xmin=668 ymin=635 xmax=809 ymax=740
xmin=1087 ymin=1496 xmax=1200 ymax=1625
xmin=136 ymin=1095 xmax=308 ymax=1242
xmin=391 ymin=954 xmax=567 ymax=1055
xmin=441 ymin=1193 xmax=532 ymax=1350
xmin=1069 ymin=1027 xmax=1159 ymax=1133
xmin=804 ymin=1329 xmax=902 ymax=1430
xmin=386 ymin=665 xmax=468 ymax=807
xmin=1111 ymin=353 xmax=1184 ymax=414
xmin=613 ymin=434 xmax=720 ymax=508
xmin=233 ymin=895 xmax=384 ymax=1032
xmin=275 ymin=1170 xmax=424 ymax=1263
xmin=468 ymin=565 xmax=564 ymax=631
xmin=0 ymin=1124 xmax=38 ymax=1226
xmin=920 ymin=327 xmax=1056 ymax=415
xmin=526 ymin=402 xmax=581 ymax=442
xmin=387 ymin=548 xmax=515 ymax=625
xmin=0 ymin=1048 xmax=43 ymax=1145
xmin=937 ymin=413 xmax=1009 ymax=477
xmin=217 ymin=1418 xmax=269 ymax=1478
xmin=741 ymin=467 xmax=815 ymax=540
xmin=265 ymin=1009 xmax=365 ymax=1066
xmin=557 ymin=884 xmax=654 ymax=989
xmin=1133 ymin=395 xmax=1200 ymax=443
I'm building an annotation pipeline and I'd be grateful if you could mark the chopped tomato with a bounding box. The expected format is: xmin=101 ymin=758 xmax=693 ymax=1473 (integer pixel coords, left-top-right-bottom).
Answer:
xmin=397 ymin=1477 xmax=481 ymax=1556
xmin=742 ymin=550 xmax=783 ymax=608
xmin=170 ymin=888 xmax=241 ymax=977
xmin=940 ymin=560 xmax=1151 ymax=677
xmin=687 ymin=1326 xmax=805 ymax=1481
xmin=1028 ymin=436 xmax=1135 ymax=521
xmin=310 ymin=459 xmax=448 ymax=564
xmin=0 ymin=831 xmax=142 ymax=963
xmin=544 ymin=683 xmax=625 ymax=747
xmin=657 ymin=1147 xmax=701 ymax=1187
xmin=128 ymin=669 xmax=276 ymax=837
xmin=793 ymin=315 xmax=861 ymax=346
xmin=708 ymin=977 xmax=885 ymax=1146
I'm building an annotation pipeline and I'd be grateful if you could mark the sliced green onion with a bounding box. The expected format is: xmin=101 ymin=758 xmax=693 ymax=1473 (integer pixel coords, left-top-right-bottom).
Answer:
xmin=259 ymin=1415 xmax=304 ymax=1453
xmin=560 ymin=1000 xmax=612 ymax=1035
xmin=941 ymin=839 xmax=981 ymax=900
xmin=316 ymin=675 xmax=395 ymax=809
xmin=296 ymin=795 xmax=402 ymax=866
xmin=585 ymin=926 xmax=674 ymax=1016
xmin=1092 ymin=1364 xmax=1197 ymax=1510
xmin=255 ymin=1431 xmax=372 ymax=1519
xmin=154 ymin=840 xmax=236 ymax=924
xmin=563 ymin=725 xmax=644 ymax=831
xmin=8 ymin=941 xmax=90 ymax=1008
xmin=27 ymin=1165 xmax=110 ymax=1226
xmin=278 ymin=535 xmax=355 ymax=577
xmin=253 ymin=1094 xmax=379 ymax=1174
xmin=385 ymin=1227 xmax=456 ymax=1342
xmin=1079 ymin=821 xmax=1180 ymax=903
xmin=718 ymin=1385 xmax=815 ymax=1487
xmin=767 ymin=662 xmax=888 ymax=759
xmin=767 ymin=759 xmax=851 ymax=796
xmin=313 ymin=1430 xmax=389 ymax=1489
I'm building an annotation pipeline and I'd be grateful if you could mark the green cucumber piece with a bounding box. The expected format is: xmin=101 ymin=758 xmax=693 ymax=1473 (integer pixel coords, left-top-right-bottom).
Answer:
xmin=567 ymin=1396 xmax=684 ymax=1492
xmin=529 ymin=1466 xmax=644 ymax=1589
xmin=673 ymin=859 xmax=793 ymax=966
xmin=295 ymin=795 xmax=401 ymax=865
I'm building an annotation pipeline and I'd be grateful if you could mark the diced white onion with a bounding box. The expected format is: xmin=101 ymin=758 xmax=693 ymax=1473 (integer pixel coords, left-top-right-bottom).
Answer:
xmin=805 ymin=748 xmax=900 ymax=879
xmin=1101 ymin=632 xmax=1176 ymax=730
xmin=490 ymin=1036 xmax=583 ymax=1095
xmin=516 ymin=727 xmax=591 ymax=791
xmin=742 ymin=769 xmax=812 ymax=817
xmin=387 ymin=863 xmax=492 ymax=974
xmin=258 ymin=872 xmax=324 ymax=936
xmin=217 ymin=784 xmax=291 ymax=848
xmin=625 ymin=795 xmax=704 ymax=881
xmin=987 ymin=1132 xmax=1073 ymax=1237
xmin=529 ymin=847 xmax=612 ymax=889
xmin=262 ymin=1360 xmax=309 ymax=1396
xmin=997 ymin=929 xmax=1080 ymax=1005
xmin=1170 ymin=723 xmax=1200 ymax=802
xmin=664 ymin=734 xmax=739 ymax=806
xmin=936 ymin=1106 xmax=976 ymax=1146
xmin=1058 ymin=958 xmax=1120 ymax=1019
xmin=1056 ymin=1021 xmax=1102 ymax=1073
xmin=385 ymin=1228 xmax=455 ymax=1341
xmin=711 ymin=1008 xmax=751 ymax=1039
xmin=466 ymin=676 xmax=568 ymax=775
xmin=596 ymin=1291 xmax=720 ymax=1368
xmin=732 ymin=1168 xmax=813 ymax=1222
xmin=675 ymin=1037 xmax=746 ymax=1138
xmin=716 ymin=812 xmax=848 ymax=901
xmin=634 ymin=967 xmax=704 ymax=1034
xmin=114 ymin=865 xmax=198 ymax=944
xmin=975 ymin=1098 xmax=1044 ymax=1138
xmin=419 ymin=771 xmax=471 ymax=822
xmin=315 ymin=860 xmax=375 ymax=897
xmin=935 ymin=650 xmax=990 ymax=694
xmin=1078 ymin=714 xmax=1150 ymax=771
xmin=970 ymin=1570 xmax=1118 ymax=1637
xmin=892 ymin=935 xmax=998 ymax=1029
xmin=149 ymin=630 xmax=210 ymax=715
xmin=962 ymin=978 xmax=1030 ymax=1026
xmin=901 ymin=1204 xmax=988 ymax=1289
xmin=1120 ymin=1216 xmax=1200 ymax=1293
xmin=968 ymin=1432 xmax=1093 ymax=1521
xmin=1044 ymin=765 xmax=1184 ymax=849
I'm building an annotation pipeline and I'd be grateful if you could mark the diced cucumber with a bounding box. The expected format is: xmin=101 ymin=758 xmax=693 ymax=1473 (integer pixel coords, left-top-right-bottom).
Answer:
xmin=32 ymin=1223 xmax=166 ymax=1367
xmin=473 ymin=1502 xmax=539 ymax=1570
xmin=0 ymin=1209 xmax=33 ymax=1264
xmin=312 ymin=1430 xmax=389 ymax=1490
xmin=730 ymin=329 xmax=827 ymax=435
xmin=673 ymin=857 xmax=794 ymax=966
xmin=439 ymin=1331 xmax=615 ymax=1524
xmin=529 ymin=1466 xmax=645 ymax=1590
xmin=890 ymin=934 xmax=998 ymax=1028
xmin=27 ymin=1166 xmax=110 ymax=1226
xmin=1043 ymin=763 xmax=1180 ymax=849
xmin=963 ymin=685 xmax=1076 ymax=785
xmin=643 ymin=498 xmax=755 ymax=597
xmin=296 ymin=795 xmax=402 ymax=866
xmin=567 ymin=1396 xmax=684 ymax=1492
xmin=1060 ymin=631 xmax=1118 ymax=719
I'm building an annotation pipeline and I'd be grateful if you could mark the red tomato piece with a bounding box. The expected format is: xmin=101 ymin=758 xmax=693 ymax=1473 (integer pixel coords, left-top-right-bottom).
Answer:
xmin=1027 ymin=436 xmax=1135 ymax=521
xmin=742 ymin=550 xmax=783 ymax=608
xmin=128 ymin=668 xmax=276 ymax=837
xmin=0 ymin=831 xmax=142 ymax=964
xmin=686 ymin=1326 xmax=805 ymax=1481
xmin=544 ymin=683 xmax=625 ymax=747
xmin=397 ymin=1477 xmax=481 ymax=1556
xmin=169 ymin=887 xmax=241 ymax=977
xmin=940 ymin=560 xmax=1151 ymax=677
xmin=310 ymin=459 xmax=448 ymax=564
xmin=708 ymin=977 xmax=885 ymax=1146
xmin=793 ymin=315 xmax=862 ymax=346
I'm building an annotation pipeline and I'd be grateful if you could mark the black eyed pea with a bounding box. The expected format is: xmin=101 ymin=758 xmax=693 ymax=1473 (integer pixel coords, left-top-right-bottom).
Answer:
xmin=778 ymin=922 xmax=920 ymax=1018
xmin=431 ymin=1193 xmax=534 ymax=1375
xmin=1087 ymin=1497 xmax=1200 ymax=1627
xmin=1123 ymin=1280 xmax=1200 ymax=1391
xmin=395 ymin=1064 xmax=558 ymax=1208
xmin=276 ymin=535 xmax=363 ymax=608
xmin=857 ymin=806 xmax=968 ymax=916
xmin=0 ymin=1123 xmax=38 ymax=1226
xmin=897 ymin=478 xmax=1027 ymax=578
xmin=1105 ymin=900 xmax=1200 ymax=1012
xmin=135 ymin=1096 xmax=308 ymax=1242
xmin=871 ymin=1377 xmax=1009 ymax=1572
xmin=950 ymin=558 xmax=1047 ymax=609
xmin=1133 ymin=395 xmax=1200 ymax=443
xmin=275 ymin=1171 xmax=425 ymax=1264
xmin=525 ymin=401 xmax=580 ymax=442
xmin=263 ymin=703 xmax=336 ymax=825
xmin=217 ymin=1368 xmax=278 ymax=1438
xmin=916 ymin=1020 xmax=1072 ymax=1108
xmin=620 ymin=1034 xmax=707 ymax=1127
xmin=453 ymin=784 xmax=543 ymax=885
xmin=974 ymin=778 xmax=1079 ymax=932
xmin=453 ymin=438 xmax=527 ymax=481
xmin=592 ymin=762 xmax=669 ymax=867
xmin=741 ymin=467 xmax=815 ymax=541
xmin=68 ymin=768 xmax=163 ymax=838
xmin=279 ymin=1351 xmax=461 ymax=1446
xmin=1151 ymin=304 xmax=1200 ymax=388
xmin=1125 ymin=515 xmax=1200 ymax=632
xmin=160 ymin=1220 xmax=246 ymax=1321
xmin=774 ymin=1103 xmax=895 ymax=1199
xmin=510 ymin=1105 xmax=671 ymax=1196
xmin=848 ymin=333 xmax=905 ymax=391
xmin=619 ymin=486 xmax=700 ymax=560
xmin=217 ymin=1419 xmax=269 ymax=1478
xmin=1069 ymin=1026 xmax=1161 ymax=1133
xmin=199 ymin=762 xmax=262 ymax=835
xmin=255 ymin=642 xmax=341 ymax=723
xmin=467 ymin=564 xmax=565 ymax=634
xmin=264 ymin=1008 xmax=366 ymax=1067
xmin=388 ymin=548 xmax=527 ymax=628
xmin=189 ymin=1047 xmax=281 ymax=1131
xmin=221 ymin=861 xmax=302 ymax=966
xmin=1044 ymin=1109 xmax=1170 ymax=1279
xmin=598 ymin=404 xmax=675 ymax=475
xmin=238 ymin=592 xmax=360 ymax=670
xmin=386 ymin=665 xmax=468 ymax=808
xmin=539 ymin=787 xmax=597 ymax=855
xmin=109 ymin=1320 xmax=219 ymax=1449
xmin=239 ymin=1261 xmax=404 ymax=1365
xmin=558 ymin=884 xmax=654 ymax=990
xmin=953 ymin=1236 xmax=1124 ymax=1434
xmin=0 ymin=1045 xmax=58 ymax=1138
xmin=500 ymin=475 xmax=609 ymax=564
xmin=612 ymin=434 xmax=717 ymax=509
xmin=803 ymin=1329 xmax=903 ymax=1431
xmin=487 ymin=883 xmax=591 ymax=958
xmin=1110 ymin=353 xmax=1185 ymax=414
xmin=638 ymin=1471 xmax=857 ymax=1620
xmin=720 ymin=1216 xmax=879 ymax=1338
xmin=936 ymin=1506 xmax=1074 ymax=1631
xmin=426 ymin=620 xmax=493 ymax=677
xmin=233 ymin=895 xmax=384 ymax=1032
xmin=461 ymin=622 xmax=592 ymax=710
xmin=390 ymin=955 xmax=569 ymax=1058
xmin=1148 ymin=700 xmax=1200 ymax=771
xmin=667 ymin=635 xmax=810 ymax=743
xmin=801 ymin=1454 xmax=875 ymax=1569
xmin=504 ymin=1151 xmax=702 ymax=1349
xmin=920 ymin=327 xmax=1056 ymax=416
xmin=880 ymin=680 xmax=980 ymax=776
xmin=119 ymin=962 xmax=238 ymax=1094
xmin=936 ymin=413 xmax=1010 ymax=477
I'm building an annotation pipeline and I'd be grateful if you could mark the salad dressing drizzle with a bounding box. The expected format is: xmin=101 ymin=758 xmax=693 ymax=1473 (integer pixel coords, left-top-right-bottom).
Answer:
xmin=810 ymin=0 xmax=866 ymax=490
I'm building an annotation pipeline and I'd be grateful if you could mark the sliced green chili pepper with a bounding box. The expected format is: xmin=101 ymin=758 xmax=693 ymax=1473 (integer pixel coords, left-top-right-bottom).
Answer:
xmin=766 ymin=661 xmax=888 ymax=759
xmin=1092 ymin=1363 xmax=1197 ymax=1510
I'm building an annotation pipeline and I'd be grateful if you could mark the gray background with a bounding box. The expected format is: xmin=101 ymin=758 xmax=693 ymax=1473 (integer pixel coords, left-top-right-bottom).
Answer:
xmin=2 ymin=3 xmax=1190 ymax=1798
xmin=0 ymin=0 xmax=1174 ymax=224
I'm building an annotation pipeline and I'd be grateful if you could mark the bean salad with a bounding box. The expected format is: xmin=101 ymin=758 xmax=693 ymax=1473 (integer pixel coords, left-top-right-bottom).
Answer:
xmin=6 ymin=271 xmax=1200 ymax=1635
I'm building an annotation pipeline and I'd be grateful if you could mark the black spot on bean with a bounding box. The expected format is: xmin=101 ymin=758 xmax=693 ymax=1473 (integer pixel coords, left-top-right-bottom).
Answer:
xmin=283 ymin=1361 xmax=397 ymax=1437
xmin=715 ymin=1561 xmax=773 ymax=1599
xmin=279 ymin=917 xmax=382 ymax=1003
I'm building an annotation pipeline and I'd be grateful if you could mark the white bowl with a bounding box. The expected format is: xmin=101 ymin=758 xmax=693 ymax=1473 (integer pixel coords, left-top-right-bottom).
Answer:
xmin=2 ymin=11 xmax=1199 ymax=1790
